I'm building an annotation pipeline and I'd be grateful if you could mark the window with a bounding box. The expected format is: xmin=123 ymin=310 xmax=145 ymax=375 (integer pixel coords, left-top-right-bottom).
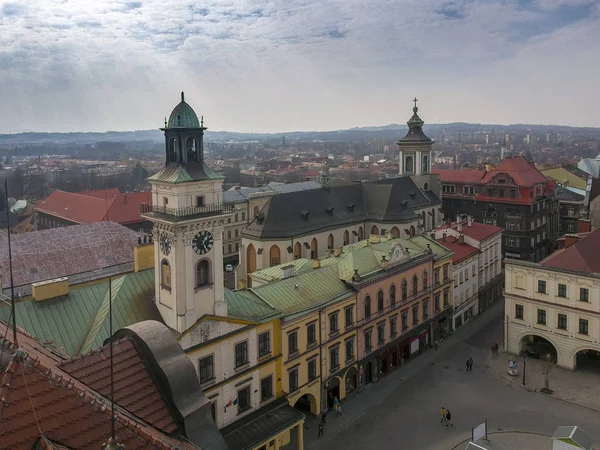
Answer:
xmin=412 ymin=305 xmax=419 ymax=324
xmin=377 ymin=290 xmax=385 ymax=313
xmin=487 ymin=189 xmax=494 ymax=197
xmin=377 ymin=322 xmax=385 ymax=344
xmin=260 ymin=376 xmax=273 ymax=402
xmin=390 ymin=316 xmax=397 ymax=335
xmin=443 ymin=265 xmax=449 ymax=280
xmin=499 ymin=189 xmax=505 ymax=198
xmin=459 ymin=272 xmax=463 ymax=284
xmin=235 ymin=229 xmax=239 ymax=237
xmin=538 ymin=280 xmax=546 ymax=294
xmin=228 ymin=244 xmax=232 ymax=253
xmin=345 ymin=339 xmax=354 ymax=361
xmin=241 ymin=212 xmax=246 ymax=221
xmin=515 ymin=304 xmax=524 ymax=320
xmin=434 ymin=269 xmax=440 ymax=284
xmin=412 ymin=275 xmax=418 ymax=295
xmin=196 ymin=260 xmax=210 ymax=287
xmin=196 ymin=196 xmax=205 ymax=207
xmin=558 ymin=314 xmax=567 ymax=330
xmin=345 ymin=306 xmax=353 ymax=327
xmin=537 ymin=309 xmax=546 ymax=325
xmin=579 ymin=318 xmax=589 ymax=335
xmin=364 ymin=331 xmax=372 ymax=351
xmin=568 ymin=209 xmax=574 ymax=217
xmin=235 ymin=341 xmax=249 ymax=368
xmin=161 ymin=260 xmax=171 ymax=289
xmin=510 ymin=190 xmax=516 ymax=199
xmin=228 ymin=230 xmax=232 ymax=239
xmin=401 ymin=311 xmax=408 ymax=330
xmin=308 ymin=359 xmax=317 ymax=381
xmin=423 ymin=271 xmax=428 ymax=290
xmin=558 ymin=283 xmax=567 ymax=298
xmin=364 ymin=295 xmax=371 ymax=319
xmin=443 ymin=289 xmax=449 ymax=307
xmin=198 ymin=355 xmax=214 ymax=383
xmin=435 ymin=294 xmax=440 ymax=311
xmin=330 ymin=347 xmax=339 ymax=370
xmin=401 ymin=280 xmax=408 ymax=301
xmin=288 ymin=332 xmax=298 ymax=354
xmin=307 ymin=323 xmax=316 ymax=345
xmin=580 ymin=288 xmax=589 ymax=302
xmin=472 ymin=265 xmax=476 ymax=277
xmin=423 ymin=300 xmax=429 ymax=319
xmin=237 ymin=385 xmax=251 ymax=413
xmin=389 ymin=284 xmax=396 ymax=307
xmin=288 ymin=369 xmax=299 ymax=392
xmin=329 ymin=312 xmax=339 ymax=334
xmin=258 ymin=332 xmax=270 ymax=357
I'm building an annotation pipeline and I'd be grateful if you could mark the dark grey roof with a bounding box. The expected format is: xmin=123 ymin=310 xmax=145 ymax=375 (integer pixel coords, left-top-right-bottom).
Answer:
xmin=223 ymin=181 xmax=321 ymax=203
xmin=221 ymin=397 xmax=304 ymax=450
xmin=558 ymin=188 xmax=585 ymax=203
xmin=243 ymin=176 xmax=440 ymax=239
xmin=114 ymin=320 xmax=228 ymax=450
xmin=397 ymin=106 xmax=432 ymax=144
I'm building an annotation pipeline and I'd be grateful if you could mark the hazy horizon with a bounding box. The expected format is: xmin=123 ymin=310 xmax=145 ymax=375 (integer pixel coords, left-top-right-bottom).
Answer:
xmin=1 ymin=0 xmax=599 ymax=134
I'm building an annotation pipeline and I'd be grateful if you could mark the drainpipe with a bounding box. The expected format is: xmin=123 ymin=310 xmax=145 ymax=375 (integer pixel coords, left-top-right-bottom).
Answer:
xmin=319 ymin=306 xmax=325 ymax=413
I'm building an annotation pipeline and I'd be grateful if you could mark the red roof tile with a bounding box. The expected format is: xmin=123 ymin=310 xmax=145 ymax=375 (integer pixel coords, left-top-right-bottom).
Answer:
xmin=436 ymin=236 xmax=479 ymax=263
xmin=540 ymin=226 xmax=600 ymax=273
xmin=60 ymin=337 xmax=178 ymax=434
xmin=480 ymin=156 xmax=549 ymax=186
xmin=439 ymin=221 xmax=503 ymax=242
xmin=432 ymin=169 xmax=486 ymax=184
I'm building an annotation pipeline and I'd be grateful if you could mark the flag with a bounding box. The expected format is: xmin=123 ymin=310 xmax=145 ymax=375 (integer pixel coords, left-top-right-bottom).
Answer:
xmin=227 ymin=400 xmax=232 ymax=407
xmin=233 ymin=398 xmax=238 ymax=405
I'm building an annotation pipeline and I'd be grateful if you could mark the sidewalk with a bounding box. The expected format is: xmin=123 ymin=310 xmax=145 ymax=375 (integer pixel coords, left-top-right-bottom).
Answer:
xmin=489 ymin=349 xmax=600 ymax=413
xmin=302 ymin=301 xmax=504 ymax=450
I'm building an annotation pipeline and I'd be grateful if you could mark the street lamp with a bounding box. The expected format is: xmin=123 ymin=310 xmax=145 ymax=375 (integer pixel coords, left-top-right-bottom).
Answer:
xmin=522 ymin=354 xmax=527 ymax=385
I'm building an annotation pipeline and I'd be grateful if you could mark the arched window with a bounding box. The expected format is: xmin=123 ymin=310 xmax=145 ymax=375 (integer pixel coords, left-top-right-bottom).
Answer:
xmin=311 ymin=238 xmax=318 ymax=259
xmin=391 ymin=227 xmax=400 ymax=238
xmin=358 ymin=227 xmax=364 ymax=241
xmin=422 ymin=154 xmax=429 ymax=174
xmin=423 ymin=271 xmax=428 ymax=290
xmin=371 ymin=225 xmax=379 ymax=236
xmin=412 ymin=275 xmax=419 ymax=295
xmin=253 ymin=206 xmax=260 ymax=217
xmin=401 ymin=279 xmax=407 ymax=301
xmin=196 ymin=260 xmax=210 ymax=287
xmin=294 ymin=241 xmax=302 ymax=260
xmin=343 ymin=230 xmax=350 ymax=246
xmin=364 ymin=295 xmax=371 ymax=319
xmin=377 ymin=290 xmax=384 ymax=313
xmin=161 ymin=259 xmax=171 ymax=289
xmin=269 ymin=245 xmax=281 ymax=267
xmin=389 ymin=284 xmax=396 ymax=306
xmin=410 ymin=225 xmax=415 ymax=237
xmin=405 ymin=155 xmax=414 ymax=174
xmin=327 ymin=234 xmax=334 ymax=249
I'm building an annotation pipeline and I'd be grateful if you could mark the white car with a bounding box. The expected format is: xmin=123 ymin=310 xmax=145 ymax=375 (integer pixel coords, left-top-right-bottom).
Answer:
xmin=225 ymin=264 xmax=234 ymax=272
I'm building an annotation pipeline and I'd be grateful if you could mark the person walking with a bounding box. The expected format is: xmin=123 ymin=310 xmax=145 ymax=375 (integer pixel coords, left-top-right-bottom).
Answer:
xmin=333 ymin=396 xmax=340 ymax=411
xmin=318 ymin=421 xmax=324 ymax=437
xmin=336 ymin=403 xmax=342 ymax=417
xmin=321 ymin=412 xmax=327 ymax=424
xmin=440 ymin=407 xmax=446 ymax=424
xmin=445 ymin=409 xmax=453 ymax=427
xmin=465 ymin=359 xmax=470 ymax=372
xmin=468 ymin=357 xmax=473 ymax=371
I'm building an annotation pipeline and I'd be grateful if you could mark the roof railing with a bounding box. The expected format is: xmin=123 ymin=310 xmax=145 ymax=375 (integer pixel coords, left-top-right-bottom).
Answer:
xmin=140 ymin=202 xmax=234 ymax=220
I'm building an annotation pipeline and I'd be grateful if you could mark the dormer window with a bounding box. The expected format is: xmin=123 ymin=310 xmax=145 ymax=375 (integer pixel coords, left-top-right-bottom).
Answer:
xmin=256 ymin=212 xmax=265 ymax=224
xmin=347 ymin=203 xmax=355 ymax=211
xmin=300 ymin=210 xmax=310 ymax=220
xmin=498 ymin=179 xmax=506 ymax=184
xmin=326 ymin=206 xmax=334 ymax=215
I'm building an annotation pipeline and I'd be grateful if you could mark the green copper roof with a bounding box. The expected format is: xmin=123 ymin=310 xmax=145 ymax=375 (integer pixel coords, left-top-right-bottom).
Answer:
xmin=225 ymin=289 xmax=280 ymax=322
xmin=167 ymin=92 xmax=201 ymax=128
xmin=148 ymin=162 xmax=223 ymax=184
xmin=0 ymin=269 xmax=161 ymax=357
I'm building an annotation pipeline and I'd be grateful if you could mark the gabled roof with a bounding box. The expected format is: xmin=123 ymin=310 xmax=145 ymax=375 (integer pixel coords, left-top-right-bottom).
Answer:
xmin=540 ymin=226 xmax=600 ymax=274
xmin=432 ymin=169 xmax=486 ymax=184
xmin=436 ymin=236 xmax=478 ymax=264
xmin=480 ymin=156 xmax=548 ymax=186
xmin=225 ymin=289 xmax=280 ymax=322
xmin=438 ymin=221 xmax=503 ymax=242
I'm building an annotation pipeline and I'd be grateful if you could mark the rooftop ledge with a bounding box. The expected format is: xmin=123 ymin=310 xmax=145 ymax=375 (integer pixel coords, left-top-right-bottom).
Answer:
xmin=140 ymin=202 xmax=234 ymax=221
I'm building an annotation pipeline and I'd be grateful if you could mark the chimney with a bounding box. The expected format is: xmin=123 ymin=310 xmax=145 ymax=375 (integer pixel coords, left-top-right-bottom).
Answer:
xmin=578 ymin=219 xmax=591 ymax=233
xmin=312 ymin=259 xmax=321 ymax=269
xmin=281 ymin=265 xmax=294 ymax=279
xmin=467 ymin=215 xmax=473 ymax=227
xmin=457 ymin=222 xmax=463 ymax=232
xmin=564 ymin=234 xmax=581 ymax=249
xmin=458 ymin=234 xmax=464 ymax=244
xmin=442 ymin=232 xmax=447 ymax=241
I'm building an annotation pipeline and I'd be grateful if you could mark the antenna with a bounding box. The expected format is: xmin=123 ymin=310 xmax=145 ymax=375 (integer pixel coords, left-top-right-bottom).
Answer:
xmin=5 ymin=179 xmax=16 ymax=344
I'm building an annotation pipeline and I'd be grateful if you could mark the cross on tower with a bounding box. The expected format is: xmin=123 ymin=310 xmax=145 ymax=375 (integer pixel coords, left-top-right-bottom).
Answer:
xmin=413 ymin=97 xmax=418 ymax=108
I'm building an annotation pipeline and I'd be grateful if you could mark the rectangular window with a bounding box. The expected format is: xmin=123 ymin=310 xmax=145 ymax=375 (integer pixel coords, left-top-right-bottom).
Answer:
xmin=258 ymin=332 xmax=270 ymax=357
xmin=307 ymin=323 xmax=316 ymax=345
xmin=308 ymin=359 xmax=317 ymax=381
xmin=423 ymin=300 xmax=429 ymax=319
xmin=241 ymin=212 xmax=246 ymax=221
xmin=364 ymin=332 xmax=372 ymax=352
xmin=558 ymin=284 xmax=567 ymax=298
xmin=198 ymin=355 xmax=214 ymax=384
xmin=537 ymin=309 xmax=546 ymax=325
xmin=345 ymin=339 xmax=354 ymax=361
xmin=345 ymin=306 xmax=353 ymax=328
xmin=228 ymin=230 xmax=232 ymax=239
xmin=196 ymin=196 xmax=205 ymax=207
xmin=377 ymin=323 xmax=385 ymax=344
xmin=237 ymin=385 xmax=251 ymax=414
xmin=390 ymin=317 xmax=397 ymax=336
xmin=580 ymin=288 xmax=589 ymax=302
xmin=288 ymin=369 xmax=298 ymax=392
xmin=260 ymin=376 xmax=273 ymax=402
xmin=228 ymin=244 xmax=232 ymax=253
xmin=330 ymin=347 xmax=339 ymax=370
xmin=443 ymin=265 xmax=449 ymax=280
xmin=579 ymin=318 xmax=589 ymax=335
xmin=412 ymin=305 xmax=419 ymax=324
xmin=235 ymin=213 xmax=239 ymax=222
xmin=329 ymin=312 xmax=339 ymax=334
xmin=288 ymin=332 xmax=298 ymax=354
xmin=235 ymin=341 xmax=249 ymax=368
xmin=434 ymin=269 xmax=440 ymax=283
xmin=498 ymin=189 xmax=505 ymax=198
xmin=538 ymin=280 xmax=546 ymax=294
xmin=435 ymin=294 xmax=440 ymax=311
xmin=443 ymin=289 xmax=449 ymax=307
xmin=510 ymin=190 xmax=516 ymax=199
xmin=235 ymin=229 xmax=239 ymax=237
xmin=515 ymin=304 xmax=524 ymax=320
xmin=557 ymin=314 xmax=567 ymax=330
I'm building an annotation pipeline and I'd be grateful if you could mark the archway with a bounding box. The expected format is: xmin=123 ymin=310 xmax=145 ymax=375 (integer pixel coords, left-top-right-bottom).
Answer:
xmin=344 ymin=367 xmax=358 ymax=395
xmin=293 ymin=393 xmax=318 ymax=415
xmin=365 ymin=361 xmax=374 ymax=384
xmin=294 ymin=241 xmax=302 ymax=259
xmin=247 ymin=244 xmax=256 ymax=287
xmin=391 ymin=226 xmax=400 ymax=238
xmin=343 ymin=230 xmax=350 ymax=246
xmin=327 ymin=233 xmax=334 ymax=250
xmin=269 ymin=245 xmax=281 ymax=267
xmin=371 ymin=225 xmax=379 ymax=236
xmin=409 ymin=225 xmax=415 ymax=237
xmin=311 ymin=238 xmax=318 ymax=259
xmin=520 ymin=334 xmax=558 ymax=363
xmin=253 ymin=205 xmax=260 ymax=217
xmin=574 ymin=348 xmax=600 ymax=371
xmin=326 ymin=377 xmax=341 ymax=408
xmin=358 ymin=227 xmax=364 ymax=241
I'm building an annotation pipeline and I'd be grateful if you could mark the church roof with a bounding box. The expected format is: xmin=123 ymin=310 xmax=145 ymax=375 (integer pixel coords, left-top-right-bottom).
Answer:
xmin=167 ymin=92 xmax=201 ymax=128
xmin=397 ymin=103 xmax=432 ymax=144
xmin=148 ymin=162 xmax=223 ymax=183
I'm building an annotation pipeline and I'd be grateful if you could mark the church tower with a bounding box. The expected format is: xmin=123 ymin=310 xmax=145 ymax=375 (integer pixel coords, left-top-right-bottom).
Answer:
xmin=142 ymin=92 xmax=231 ymax=332
xmin=397 ymin=99 xmax=440 ymax=197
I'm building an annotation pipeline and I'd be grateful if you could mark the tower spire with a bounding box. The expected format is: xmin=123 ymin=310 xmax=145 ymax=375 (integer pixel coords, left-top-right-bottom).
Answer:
xmin=181 ymin=91 xmax=185 ymax=102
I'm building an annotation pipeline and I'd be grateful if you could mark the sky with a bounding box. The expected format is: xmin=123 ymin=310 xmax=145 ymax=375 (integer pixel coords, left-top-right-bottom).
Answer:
xmin=0 ymin=0 xmax=599 ymax=134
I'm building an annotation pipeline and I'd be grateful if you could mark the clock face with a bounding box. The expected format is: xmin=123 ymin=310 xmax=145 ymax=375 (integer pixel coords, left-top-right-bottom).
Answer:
xmin=192 ymin=230 xmax=213 ymax=255
xmin=159 ymin=232 xmax=171 ymax=255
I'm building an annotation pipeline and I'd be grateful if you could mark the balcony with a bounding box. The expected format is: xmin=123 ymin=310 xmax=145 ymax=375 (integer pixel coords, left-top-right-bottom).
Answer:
xmin=140 ymin=202 xmax=234 ymax=222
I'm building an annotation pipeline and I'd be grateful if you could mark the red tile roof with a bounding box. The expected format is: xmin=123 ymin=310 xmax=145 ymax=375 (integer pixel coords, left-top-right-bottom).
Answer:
xmin=0 ymin=322 xmax=197 ymax=450
xmin=59 ymin=337 xmax=177 ymax=434
xmin=432 ymin=169 xmax=486 ymax=184
xmin=437 ymin=236 xmax=479 ymax=263
xmin=35 ymin=189 xmax=151 ymax=226
xmin=540 ymin=226 xmax=600 ymax=273
xmin=439 ymin=221 xmax=503 ymax=242
xmin=480 ymin=156 xmax=549 ymax=186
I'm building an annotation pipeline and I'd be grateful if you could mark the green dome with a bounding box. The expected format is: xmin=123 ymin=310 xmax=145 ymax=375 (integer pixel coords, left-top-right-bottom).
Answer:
xmin=167 ymin=92 xmax=200 ymax=128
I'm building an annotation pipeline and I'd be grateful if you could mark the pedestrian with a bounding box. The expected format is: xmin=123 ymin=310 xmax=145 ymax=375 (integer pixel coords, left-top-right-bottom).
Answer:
xmin=468 ymin=357 xmax=473 ymax=371
xmin=336 ymin=404 xmax=342 ymax=417
xmin=465 ymin=359 xmax=470 ymax=372
xmin=434 ymin=340 xmax=439 ymax=350
xmin=333 ymin=396 xmax=340 ymax=411
xmin=318 ymin=422 xmax=324 ymax=437
xmin=321 ymin=412 xmax=327 ymax=424
xmin=445 ymin=409 xmax=453 ymax=427
xmin=440 ymin=407 xmax=446 ymax=424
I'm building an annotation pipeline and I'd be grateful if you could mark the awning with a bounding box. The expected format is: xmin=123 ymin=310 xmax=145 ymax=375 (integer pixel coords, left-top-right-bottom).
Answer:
xmin=221 ymin=397 xmax=305 ymax=450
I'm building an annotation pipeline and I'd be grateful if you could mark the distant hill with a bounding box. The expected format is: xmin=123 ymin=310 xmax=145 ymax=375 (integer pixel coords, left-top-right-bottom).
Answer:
xmin=1 ymin=122 xmax=599 ymax=145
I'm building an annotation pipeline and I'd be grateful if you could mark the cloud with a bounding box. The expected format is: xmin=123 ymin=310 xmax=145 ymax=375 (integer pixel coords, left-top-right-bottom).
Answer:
xmin=0 ymin=0 xmax=599 ymax=133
